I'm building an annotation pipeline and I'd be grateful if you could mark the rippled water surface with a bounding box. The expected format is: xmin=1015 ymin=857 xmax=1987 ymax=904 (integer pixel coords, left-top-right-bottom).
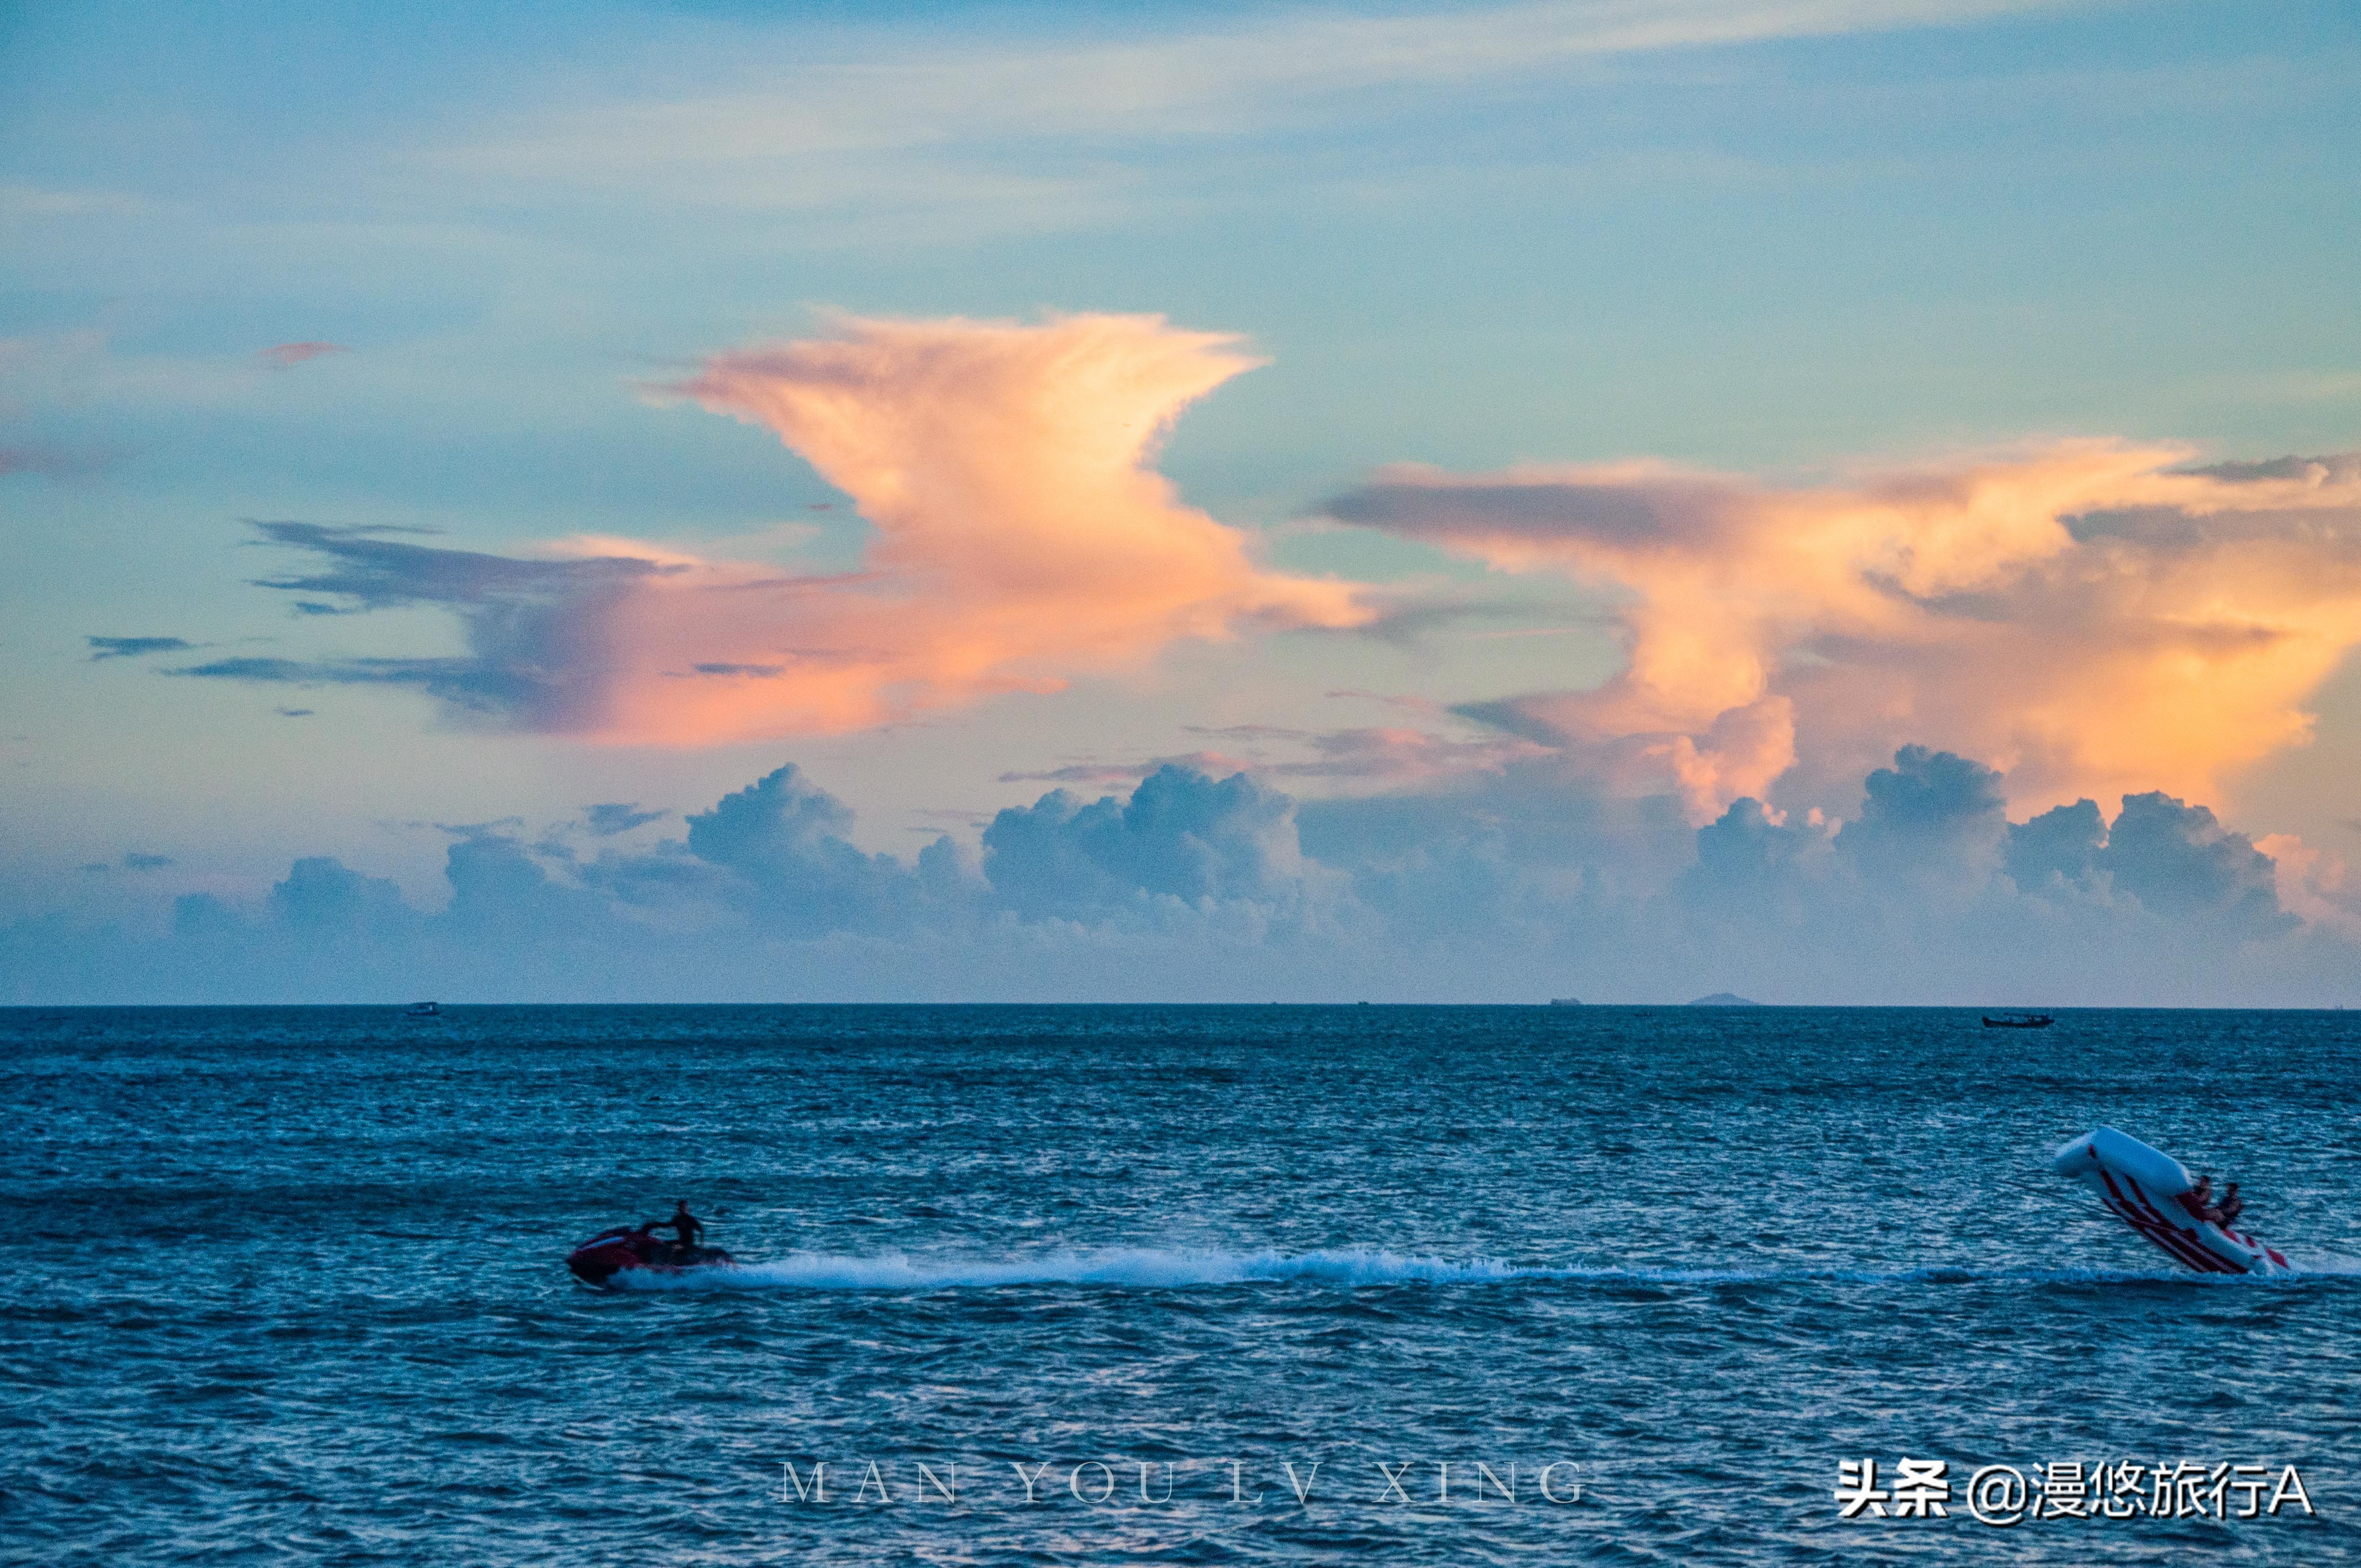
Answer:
xmin=5 ymin=1005 xmax=2358 ymax=1564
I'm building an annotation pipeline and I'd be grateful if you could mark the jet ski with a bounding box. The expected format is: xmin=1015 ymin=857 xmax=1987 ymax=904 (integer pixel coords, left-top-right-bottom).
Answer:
xmin=2051 ymin=1126 xmax=2294 ymax=1276
xmin=566 ymin=1226 xmax=738 ymax=1289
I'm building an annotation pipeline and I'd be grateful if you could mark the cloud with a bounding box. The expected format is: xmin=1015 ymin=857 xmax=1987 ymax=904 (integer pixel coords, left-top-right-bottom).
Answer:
xmin=121 ymin=852 xmax=173 ymax=870
xmin=87 ymin=635 xmax=194 ymax=660
xmin=678 ymin=764 xmax=937 ymax=935
xmin=173 ymin=521 xmax=674 ymax=728
xmin=2003 ymin=798 xmax=2105 ymax=894
xmin=1328 ymin=444 xmax=2361 ymax=822
xmin=1834 ymin=743 xmax=2007 ymax=891
xmin=262 ymin=342 xmax=349 ymax=368
xmin=2254 ymin=833 xmax=2361 ymax=942
xmin=259 ymin=342 xmax=349 ymax=369
xmin=655 ymin=312 xmax=1369 ymax=740
xmin=689 ymin=662 xmax=784 ymax=678
xmin=2 ymin=442 xmax=103 ymax=479
xmin=981 ymin=764 xmax=1308 ymax=919
xmin=191 ymin=315 xmax=1369 ymax=742
xmin=997 ymin=724 xmax=1546 ymax=790
xmin=2099 ymin=791 xmax=2289 ymax=935
xmin=998 ymin=752 xmax=1248 ymax=787
xmin=10 ymin=747 xmax=2360 ymax=1006
xmin=172 ymin=653 xmax=568 ymax=720
xmin=583 ymin=803 xmax=665 ymax=836
xmin=449 ymin=0 xmax=2061 ymax=230
xmin=271 ymin=856 xmax=401 ymax=927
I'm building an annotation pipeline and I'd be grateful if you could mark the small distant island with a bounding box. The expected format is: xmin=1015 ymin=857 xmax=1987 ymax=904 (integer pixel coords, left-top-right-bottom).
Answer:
xmin=1688 ymin=992 xmax=1760 ymax=1006
xmin=1547 ymin=997 xmax=1581 ymax=1007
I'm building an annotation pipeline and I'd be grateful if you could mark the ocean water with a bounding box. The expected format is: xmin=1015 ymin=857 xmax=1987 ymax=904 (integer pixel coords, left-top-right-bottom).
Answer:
xmin=3 ymin=1004 xmax=2356 ymax=1565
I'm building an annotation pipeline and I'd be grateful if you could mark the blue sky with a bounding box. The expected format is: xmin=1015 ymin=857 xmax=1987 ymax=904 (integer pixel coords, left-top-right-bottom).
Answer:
xmin=4 ymin=0 xmax=2359 ymax=1000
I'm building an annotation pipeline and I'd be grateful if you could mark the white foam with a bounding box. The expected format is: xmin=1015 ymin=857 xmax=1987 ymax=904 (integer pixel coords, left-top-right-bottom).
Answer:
xmin=619 ymin=1245 xmax=1528 ymax=1292
xmin=607 ymin=1245 xmax=2310 ymax=1294
xmin=2284 ymin=1250 xmax=2361 ymax=1275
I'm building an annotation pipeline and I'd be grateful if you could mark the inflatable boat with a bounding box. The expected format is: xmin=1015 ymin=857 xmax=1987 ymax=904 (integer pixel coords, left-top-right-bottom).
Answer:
xmin=2051 ymin=1127 xmax=2293 ymax=1276
xmin=566 ymin=1226 xmax=737 ymax=1289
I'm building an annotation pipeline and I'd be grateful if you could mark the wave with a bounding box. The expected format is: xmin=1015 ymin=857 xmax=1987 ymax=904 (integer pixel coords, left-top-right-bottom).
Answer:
xmin=608 ymin=1245 xmax=2334 ymax=1294
xmin=2286 ymin=1250 xmax=2361 ymax=1275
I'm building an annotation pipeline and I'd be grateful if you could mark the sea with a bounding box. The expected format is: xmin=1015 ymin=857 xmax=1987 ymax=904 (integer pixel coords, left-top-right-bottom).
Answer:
xmin=4 ymin=1004 xmax=2356 ymax=1565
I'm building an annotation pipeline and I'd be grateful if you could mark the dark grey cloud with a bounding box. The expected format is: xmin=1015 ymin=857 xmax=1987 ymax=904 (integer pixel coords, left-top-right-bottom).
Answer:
xmin=2189 ymin=452 xmax=2361 ymax=486
xmin=241 ymin=520 xmax=663 ymax=612
xmin=691 ymin=662 xmax=784 ymax=677
xmin=87 ymin=635 xmax=193 ymax=660
xmin=1687 ymin=799 xmax=1824 ymax=899
xmin=1325 ymin=473 xmax=1700 ymax=547
xmin=1835 ymin=745 xmax=2007 ymax=886
xmin=2099 ymin=791 xmax=2290 ymax=933
xmin=168 ymin=522 xmax=680 ymax=730
xmin=121 ymin=852 xmax=172 ymax=870
xmin=170 ymin=654 xmax=542 ymax=716
xmin=2004 ymin=799 xmax=2105 ymax=893
xmin=997 ymin=752 xmax=1235 ymax=786
xmin=269 ymin=856 xmax=417 ymax=939
xmin=1449 ymin=695 xmax=1572 ymax=747
xmin=584 ymin=803 xmax=666 ymax=836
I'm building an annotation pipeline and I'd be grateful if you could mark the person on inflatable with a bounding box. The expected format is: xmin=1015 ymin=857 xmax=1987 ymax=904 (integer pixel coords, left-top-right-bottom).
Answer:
xmin=2217 ymin=1182 xmax=2245 ymax=1228
xmin=2182 ymin=1173 xmax=2227 ymax=1225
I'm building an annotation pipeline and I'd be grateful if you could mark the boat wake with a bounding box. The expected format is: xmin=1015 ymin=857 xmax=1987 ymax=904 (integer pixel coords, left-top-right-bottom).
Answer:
xmin=605 ymin=1244 xmax=2340 ymax=1294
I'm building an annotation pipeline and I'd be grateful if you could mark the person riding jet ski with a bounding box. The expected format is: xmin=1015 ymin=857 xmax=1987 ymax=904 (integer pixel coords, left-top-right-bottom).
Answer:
xmin=566 ymin=1201 xmax=733 ymax=1288
xmin=660 ymin=1200 xmax=703 ymax=1251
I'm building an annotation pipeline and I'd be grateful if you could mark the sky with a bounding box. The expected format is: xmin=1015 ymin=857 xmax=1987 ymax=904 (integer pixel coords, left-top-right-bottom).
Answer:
xmin=3 ymin=0 xmax=2359 ymax=1003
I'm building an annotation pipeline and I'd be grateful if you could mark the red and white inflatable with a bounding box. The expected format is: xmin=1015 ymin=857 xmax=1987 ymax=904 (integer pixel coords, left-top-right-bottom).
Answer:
xmin=2051 ymin=1126 xmax=2293 ymax=1276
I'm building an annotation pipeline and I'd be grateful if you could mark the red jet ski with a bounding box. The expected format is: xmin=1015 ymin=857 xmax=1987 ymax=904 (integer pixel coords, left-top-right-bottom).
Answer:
xmin=566 ymin=1226 xmax=737 ymax=1288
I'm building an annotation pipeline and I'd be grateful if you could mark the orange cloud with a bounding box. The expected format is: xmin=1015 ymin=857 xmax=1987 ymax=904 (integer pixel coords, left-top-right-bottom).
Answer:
xmin=566 ymin=312 xmax=1368 ymax=743
xmin=210 ymin=315 xmax=1369 ymax=743
xmin=1331 ymin=446 xmax=2361 ymax=821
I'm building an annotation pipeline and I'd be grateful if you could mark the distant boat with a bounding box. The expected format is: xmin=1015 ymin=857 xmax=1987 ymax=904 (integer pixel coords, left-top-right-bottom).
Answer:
xmin=405 ymin=1001 xmax=441 ymax=1018
xmin=1548 ymin=997 xmax=1582 ymax=1007
xmin=1981 ymin=1012 xmax=2052 ymax=1029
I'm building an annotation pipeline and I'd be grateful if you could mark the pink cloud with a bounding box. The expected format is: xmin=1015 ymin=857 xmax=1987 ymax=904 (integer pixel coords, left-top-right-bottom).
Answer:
xmin=259 ymin=341 xmax=349 ymax=369
xmin=2256 ymin=833 xmax=2361 ymax=939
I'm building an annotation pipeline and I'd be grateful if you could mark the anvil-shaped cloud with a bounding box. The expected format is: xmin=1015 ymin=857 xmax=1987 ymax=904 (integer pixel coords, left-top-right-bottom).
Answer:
xmin=1328 ymin=448 xmax=2361 ymax=821
xmin=192 ymin=314 xmax=1369 ymax=741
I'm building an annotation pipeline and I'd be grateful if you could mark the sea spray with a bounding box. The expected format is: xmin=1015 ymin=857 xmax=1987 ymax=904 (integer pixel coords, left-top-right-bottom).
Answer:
xmin=609 ymin=1245 xmax=2300 ymax=1293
